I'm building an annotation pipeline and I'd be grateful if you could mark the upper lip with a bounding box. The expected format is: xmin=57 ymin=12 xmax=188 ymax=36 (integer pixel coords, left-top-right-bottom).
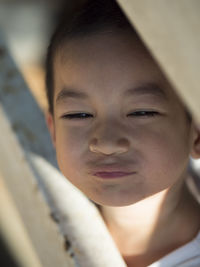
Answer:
xmin=88 ymin=163 xmax=135 ymax=174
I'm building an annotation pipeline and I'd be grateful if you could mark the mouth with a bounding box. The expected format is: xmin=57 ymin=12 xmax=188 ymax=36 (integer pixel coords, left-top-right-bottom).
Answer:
xmin=93 ymin=171 xmax=136 ymax=179
xmin=87 ymin=161 xmax=136 ymax=179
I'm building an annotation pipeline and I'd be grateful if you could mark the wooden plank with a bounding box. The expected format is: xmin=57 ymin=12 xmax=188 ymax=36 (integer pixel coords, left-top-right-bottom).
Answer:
xmin=0 ymin=175 xmax=42 ymax=267
xmin=0 ymin=34 xmax=75 ymax=267
xmin=117 ymin=0 xmax=200 ymax=123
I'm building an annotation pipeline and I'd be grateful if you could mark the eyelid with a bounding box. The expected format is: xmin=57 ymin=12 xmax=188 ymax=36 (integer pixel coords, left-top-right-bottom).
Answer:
xmin=60 ymin=112 xmax=93 ymax=120
xmin=127 ymin=110 xmax=160 ymax=117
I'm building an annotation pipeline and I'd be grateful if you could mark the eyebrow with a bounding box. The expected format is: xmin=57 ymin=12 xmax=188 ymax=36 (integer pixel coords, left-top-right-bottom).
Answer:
xmin=124 ymin=83 xmax=168 ymax=100
xmin=55 ymin=83 xmax=168 ymax=104
xmin=56 ymin=88 xmax=89 ymax=104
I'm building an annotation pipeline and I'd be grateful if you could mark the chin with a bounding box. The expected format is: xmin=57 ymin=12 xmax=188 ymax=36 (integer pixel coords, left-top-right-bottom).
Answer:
xmin=89 ymin=194 xmax=143 ymax=207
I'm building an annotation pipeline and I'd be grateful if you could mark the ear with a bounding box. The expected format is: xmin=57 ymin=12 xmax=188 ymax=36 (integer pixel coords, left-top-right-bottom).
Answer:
xmin=190 ymin=123 xmax=200 ymax=159
xmin=45 ymin=111 xmax=56 ymax=148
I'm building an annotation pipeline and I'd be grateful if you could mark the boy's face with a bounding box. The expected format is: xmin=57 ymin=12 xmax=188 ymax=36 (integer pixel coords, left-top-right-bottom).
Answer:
xmin=47 ymin=31 xmax=199 ymax=206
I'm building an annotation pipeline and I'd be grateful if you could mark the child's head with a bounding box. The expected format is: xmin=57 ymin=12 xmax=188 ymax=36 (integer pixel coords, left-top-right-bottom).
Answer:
xmin=46 ymin=0 xmax=200 ymax=207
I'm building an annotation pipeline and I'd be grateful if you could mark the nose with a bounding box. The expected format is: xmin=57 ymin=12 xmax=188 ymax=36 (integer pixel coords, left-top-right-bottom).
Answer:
xmin=89 ymin=122 xmax=130 ymax=155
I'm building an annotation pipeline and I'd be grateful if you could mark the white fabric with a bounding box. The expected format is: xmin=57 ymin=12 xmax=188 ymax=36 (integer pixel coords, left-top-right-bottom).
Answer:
xmin=149 ymin=230 xmax=200 ymax=267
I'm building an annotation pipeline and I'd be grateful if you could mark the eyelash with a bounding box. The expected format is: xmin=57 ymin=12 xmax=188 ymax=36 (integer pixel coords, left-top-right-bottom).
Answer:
xmin=61 ymin=111 xmax=159 ymax=120
xmin=61 ymin=113 xmax=93 ymax=119
xmin=128 ymin=111 xmax=159 ymax=117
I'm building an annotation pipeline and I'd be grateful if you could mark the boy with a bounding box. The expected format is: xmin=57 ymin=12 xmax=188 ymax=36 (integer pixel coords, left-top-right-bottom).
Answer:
xmin=45 ymin=0 xmax=200 ymax=266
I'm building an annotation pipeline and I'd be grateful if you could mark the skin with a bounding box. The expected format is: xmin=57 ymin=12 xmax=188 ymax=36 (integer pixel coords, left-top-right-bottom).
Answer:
xmin=47 ymin=30 xmax=200 ymax=266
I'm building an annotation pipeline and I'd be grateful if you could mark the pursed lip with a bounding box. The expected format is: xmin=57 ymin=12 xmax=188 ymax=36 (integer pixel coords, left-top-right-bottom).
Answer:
xmin=93 ymin=171 xmax=135 ymax=179
xmin=89 ymin=164 xmax=136 ymax=179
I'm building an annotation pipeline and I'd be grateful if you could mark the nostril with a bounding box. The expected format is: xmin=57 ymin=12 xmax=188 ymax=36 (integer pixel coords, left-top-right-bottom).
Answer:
xmin=91 ymin=138 xmax=98 ymax=145
xmin=118 ymin=138 xmax=130 ymax=147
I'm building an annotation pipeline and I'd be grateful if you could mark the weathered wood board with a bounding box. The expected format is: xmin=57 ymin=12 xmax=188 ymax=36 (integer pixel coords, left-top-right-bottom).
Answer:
xmin=0 ymin=175 xmax=42 ymax=267
xmin=117 ymin=0 xmax=200 ymax=124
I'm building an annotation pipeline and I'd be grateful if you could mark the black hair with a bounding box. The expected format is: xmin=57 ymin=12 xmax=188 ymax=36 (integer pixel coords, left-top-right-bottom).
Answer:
xmin=45 ymin=0 xmax=136 ymax=114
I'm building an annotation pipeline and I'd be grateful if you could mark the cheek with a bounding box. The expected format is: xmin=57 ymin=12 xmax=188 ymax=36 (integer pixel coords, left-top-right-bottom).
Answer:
xmin=139 ymin=123 xmax=190 ymax=185
xmin=55 ymin=125 xmax=87 ymax=176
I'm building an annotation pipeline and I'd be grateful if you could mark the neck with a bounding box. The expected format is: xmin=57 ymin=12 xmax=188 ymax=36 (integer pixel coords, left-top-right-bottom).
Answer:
xmin=100 ymin=179 xmax=200 ymax=266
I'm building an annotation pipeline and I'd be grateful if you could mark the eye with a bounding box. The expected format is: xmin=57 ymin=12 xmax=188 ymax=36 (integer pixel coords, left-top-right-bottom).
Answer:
xmin=61 ymin=113 xmax=93 ymax=120
xmin=127 ymin=111 xmax=159 ymax=117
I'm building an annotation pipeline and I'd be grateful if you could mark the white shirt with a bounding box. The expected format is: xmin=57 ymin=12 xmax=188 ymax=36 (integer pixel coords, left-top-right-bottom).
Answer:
xmin=149 ymin=230 xmax=200 ymax=267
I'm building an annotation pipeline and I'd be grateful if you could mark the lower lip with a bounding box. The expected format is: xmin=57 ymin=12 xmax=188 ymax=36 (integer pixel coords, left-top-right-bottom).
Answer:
xmin=93 ymin=172 xmax=135 ymax=179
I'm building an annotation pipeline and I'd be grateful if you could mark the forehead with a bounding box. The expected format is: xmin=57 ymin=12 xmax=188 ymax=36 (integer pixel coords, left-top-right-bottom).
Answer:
xmin=53 ymin=31 xmax=177 ymax=103
xmin=55 ymin=31 xmax=158 ymax=75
